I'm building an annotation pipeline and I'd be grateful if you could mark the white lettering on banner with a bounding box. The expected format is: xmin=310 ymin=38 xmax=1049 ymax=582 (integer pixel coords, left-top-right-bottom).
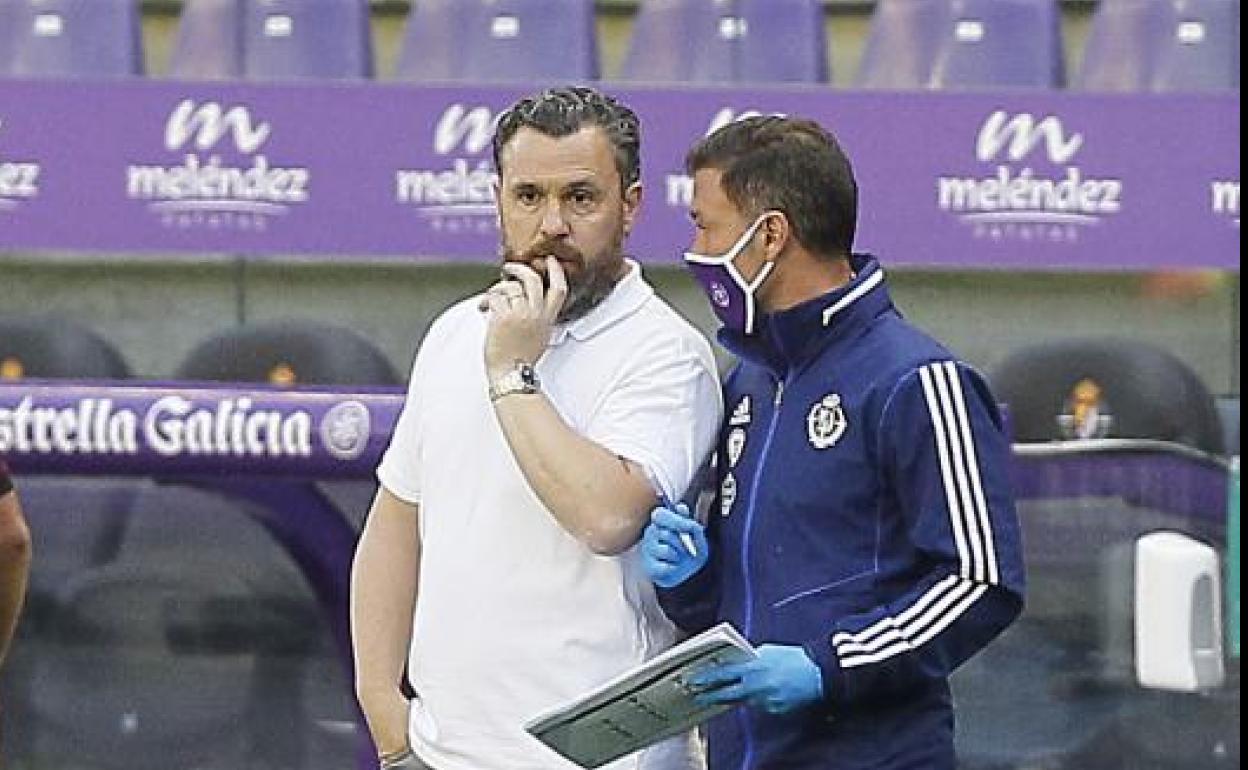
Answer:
xmin=396 ymin=160 xmax=495 ymax=207
xmin=0 ymin=119 xmax=42 ymax=211
xmin=665 ymin=174 xmax=695 ymax=209
xmin=664 ymin=108 xmax=786 ymax=208
xmin=975 ymin=111 xmax=1083 ymax=165
xmin=664 ymin=174 xmax=694 ymax=209
xmin=938 ymin=110 xmax=1123 ymax=243
xmin=433 ymin=104 xmax=496 ymax=156
xmin=705 ymin=109 xmax=767 ymax=138
xmin=165 ymin=99 xmax=272 ymax=154
xmin=396 ymin=102 xmax=499 ymax=234
xmin=126 ymin=100 xmax=309 ymax=231
xmin=1211 ymin=180 xmax=1240 ymax=225
xmin=145 ymin=396 xmax=311 ymax=458
xmin=0 ymin=396 xmax=367 ymax=461
xmin=0 ymin=163 xmax=40 ymax=199
xmin=127 ymin=156 xmax=308 ymax=204
xmin=0 ymin=398 xmax=138 ymax=455
xmin=938 ymin=169 xmax=1121 ymax=215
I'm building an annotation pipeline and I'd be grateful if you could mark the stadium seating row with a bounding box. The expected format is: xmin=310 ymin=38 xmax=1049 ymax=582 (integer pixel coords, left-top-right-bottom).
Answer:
xmin=0 ymin=315 xmax=399 ymax=386
xmin=0 ymin=0 xmax=1239 ymax=90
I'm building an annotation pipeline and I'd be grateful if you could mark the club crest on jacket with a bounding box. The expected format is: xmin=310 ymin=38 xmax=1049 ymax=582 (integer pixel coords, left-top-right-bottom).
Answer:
xmin=808 ymin=393 xmax=848 ymax=449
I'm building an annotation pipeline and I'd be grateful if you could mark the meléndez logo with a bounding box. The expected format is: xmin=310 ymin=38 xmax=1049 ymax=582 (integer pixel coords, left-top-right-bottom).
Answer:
xmin=395 ymin=102 xmax=499 ymax=235
xmin=126 ymin=99 xmax=309 ymax=231
xmin=938 ymin=111 xmax=1122 ymax=243
xmin=0 ymin=118 xmax=42 ymax=214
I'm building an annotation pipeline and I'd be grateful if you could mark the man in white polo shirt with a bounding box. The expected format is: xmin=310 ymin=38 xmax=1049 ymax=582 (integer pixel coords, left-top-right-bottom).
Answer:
xmin=350 ymin=86 xmax=722 ymax=770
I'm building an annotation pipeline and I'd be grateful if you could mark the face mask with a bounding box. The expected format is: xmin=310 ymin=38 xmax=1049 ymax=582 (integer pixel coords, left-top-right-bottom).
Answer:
xmin=684 ymin=213 xmax=776 ymax=335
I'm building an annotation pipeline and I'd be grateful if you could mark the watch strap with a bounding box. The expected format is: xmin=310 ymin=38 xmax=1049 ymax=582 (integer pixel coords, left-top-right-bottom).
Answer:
xmin=489 ymin=363 xmax=540 ymax=402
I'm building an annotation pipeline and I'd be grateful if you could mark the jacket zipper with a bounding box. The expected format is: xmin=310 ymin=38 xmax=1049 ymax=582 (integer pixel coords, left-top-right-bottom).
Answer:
xmin=738 ymin=376 xmax=786 ymax=770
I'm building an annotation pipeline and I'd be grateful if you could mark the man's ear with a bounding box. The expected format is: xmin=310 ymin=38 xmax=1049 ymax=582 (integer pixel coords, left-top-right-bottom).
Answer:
xmin=622 ymin=182 xmax=643 ymax=235
xmin=762 ymin=212 xmax=792 ymax=262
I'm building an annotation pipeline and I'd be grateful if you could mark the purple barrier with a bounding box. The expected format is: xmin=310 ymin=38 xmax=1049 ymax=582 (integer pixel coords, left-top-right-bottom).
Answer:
xmin=1 ymin=381 xmax=1228 ymax=514
xmin=1011 ymin=440 xmax=1230 ymax=524
xmin=0 ymin=80 xmax=1239 ymax=269
xmin=0 ymin=379 xmax=403 ymax=477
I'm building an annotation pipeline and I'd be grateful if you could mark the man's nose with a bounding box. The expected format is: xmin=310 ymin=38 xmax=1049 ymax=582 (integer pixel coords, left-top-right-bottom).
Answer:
xmin=539 ymin=199 xmax=571 ymax=239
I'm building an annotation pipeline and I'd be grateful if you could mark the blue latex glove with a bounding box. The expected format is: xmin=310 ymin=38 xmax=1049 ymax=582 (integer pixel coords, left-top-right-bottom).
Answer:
xmin=640 ymin=504 xmax=709 ymax=589
xmin=689 ymin=644 xmax=824 ymax=715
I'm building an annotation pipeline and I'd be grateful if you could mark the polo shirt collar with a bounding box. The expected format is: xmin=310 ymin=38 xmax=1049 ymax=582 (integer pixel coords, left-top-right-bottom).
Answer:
xmin=549 ymin=258 xmax=653 ymax=346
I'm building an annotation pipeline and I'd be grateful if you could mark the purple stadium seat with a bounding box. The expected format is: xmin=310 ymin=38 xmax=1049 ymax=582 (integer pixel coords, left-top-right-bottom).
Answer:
xmin=618 ymin=0 xmax=743 ymax=83
xmin=1156 ymin=0 xmax=1240 ymax=90
xmin=857 ymin=0 xmax=1063 ymax=90
xmin=990 ymin=338 xmax=1226 ymax=453
xmin=930 ymin=0 xmax=1064 ymax=89
xmin=175 ymin=321 xmax=399 ymax=387
xmin=1 ymin=0 xmax=143 ymax=78
xmin=243 ymin=0 xmax=373 ymax=80
xmin=0 ymin=2 xmax=20 ymax=74
xmin=739 ymin=0 xmax=829 ymax=83
xmin=1076 ymin=0 xmax=1239 ymax=92
xmin=465 ymin=0 xmax=598 ymax=82
xmin=856 ymin=0 xmax=947 ymax=88
xmin=392 ymin=0 xmax=474 ymax=81
xmin=395 ymin=0 xmax=598 ymax=82
xmin=168 ymin=0 xmax=244 ymax=80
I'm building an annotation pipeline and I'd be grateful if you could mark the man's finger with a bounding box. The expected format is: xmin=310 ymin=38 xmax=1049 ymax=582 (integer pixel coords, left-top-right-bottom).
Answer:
xmin=480 ymin=279 xmax=513 ymax=312
xmin=655 ymin=527 xmax=698 ymax=555
xmin=544 ymin=257 xmax=569 ymax=320
xmin=652 ymin=507 xmax=704 ymax=534
xmin=501 ymin=263 xmax=544 ymax=313
xmin=688 ymin=662 xmax=748 ymax=689
xmin=646 ymin=542 xmax=680 ymax=563
xmin=695 ymin=664 xmax=768 ymax=705
xmin=485 ymin=291 xmax=511 ymax=320
xmin=694 ymin=681 xmax=751 ymax=706
xmin=493 ymin=278 xmax=526 ymax=296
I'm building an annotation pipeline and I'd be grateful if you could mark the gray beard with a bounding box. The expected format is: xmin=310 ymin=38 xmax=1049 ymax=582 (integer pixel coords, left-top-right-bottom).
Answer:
xmin=558 ymin=263 xmax=621 ymax=324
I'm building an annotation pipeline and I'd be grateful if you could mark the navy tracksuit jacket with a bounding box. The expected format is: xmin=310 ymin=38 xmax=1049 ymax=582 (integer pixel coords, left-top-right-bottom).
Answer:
xmin=659 ymin=255 xmax=1026 ymax=770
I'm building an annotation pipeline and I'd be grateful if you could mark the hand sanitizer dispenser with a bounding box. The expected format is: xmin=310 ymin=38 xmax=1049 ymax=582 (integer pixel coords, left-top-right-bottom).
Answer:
xmin=1134 ymin=531 xmax=1225 ymax=692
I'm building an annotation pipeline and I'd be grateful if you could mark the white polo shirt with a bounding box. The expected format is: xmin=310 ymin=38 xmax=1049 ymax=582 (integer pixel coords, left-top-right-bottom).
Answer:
xmin=377 ymin=260 xmax=722 ymax=770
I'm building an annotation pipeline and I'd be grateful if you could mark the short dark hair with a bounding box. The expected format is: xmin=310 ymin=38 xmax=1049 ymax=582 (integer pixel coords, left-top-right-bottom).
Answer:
xmin=686 ymin=116 xmax=858 ymax=257
xmin=493 ymin=86 xmax=642 ymax=190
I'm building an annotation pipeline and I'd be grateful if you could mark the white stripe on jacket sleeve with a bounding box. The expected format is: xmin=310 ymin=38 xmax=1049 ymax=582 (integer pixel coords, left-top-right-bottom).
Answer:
xmin=833 ymin=363 xmax=1000 ymax=669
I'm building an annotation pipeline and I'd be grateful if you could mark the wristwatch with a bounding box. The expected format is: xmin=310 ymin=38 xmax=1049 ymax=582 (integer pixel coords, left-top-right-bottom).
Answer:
xmin=488 ymin=361 xmax=540 ymax=402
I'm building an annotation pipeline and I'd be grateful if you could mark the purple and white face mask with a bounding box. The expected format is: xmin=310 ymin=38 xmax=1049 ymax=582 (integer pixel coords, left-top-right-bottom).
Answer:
xmin=684 ymin=213 xmax=776 ymax=335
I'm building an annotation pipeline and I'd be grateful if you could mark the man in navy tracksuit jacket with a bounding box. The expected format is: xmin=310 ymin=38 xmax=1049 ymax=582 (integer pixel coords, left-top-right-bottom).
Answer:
xmin=643 ymin=116 xmax=1026 ymax=769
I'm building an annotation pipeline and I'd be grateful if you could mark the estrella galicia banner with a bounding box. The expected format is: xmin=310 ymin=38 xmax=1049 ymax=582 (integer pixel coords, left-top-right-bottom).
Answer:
xmin=0 ymin=381 xmax=403 ymax=478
